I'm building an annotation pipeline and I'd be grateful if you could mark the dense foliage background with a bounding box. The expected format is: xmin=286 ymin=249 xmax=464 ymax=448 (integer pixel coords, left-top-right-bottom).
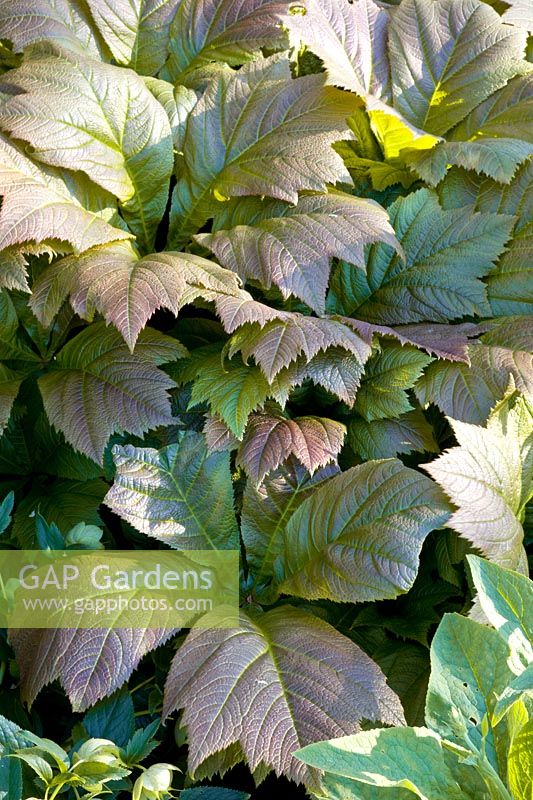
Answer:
xmin=0 ymin=0 xmax=531 ymax=797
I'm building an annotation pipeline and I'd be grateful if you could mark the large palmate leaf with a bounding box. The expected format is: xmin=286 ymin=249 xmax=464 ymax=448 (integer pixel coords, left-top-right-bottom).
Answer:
xmin=161 ymin=0 xmax=290 ymax=83
xmin=285 ymin=0 xmax=391 ymax=98
xmin=327 ymin=188 xmax=513 ymax=324
xmin=353 ymin=342 xmax=432 ymax=421
xmin=0 ymin=0 xmax=103 ymax=58
xmin=168 ymin=55 xmax=356 ymax=245
xmin=163 ymin=606 xmax=405 ymax=787
xmin=415 ymin=317 xmax=533 ymax=424
xmin=277 ymin=458 xmax=451 ymax=602
xmin=105 ymin=431 xmax=238 ymax=549
xmin=388 ymin=0 xmax=528 ymax=136
xmin=241 ymin=459 xmax=339 ymax=592
xmin=425 ymin=394 xmax=533 ymax=573
xmin=0 ymin=134 xmax=130 ymax=255
xmin=38 ymin=323 xmax=183 ymax=463
xmin=440 ymin=162 xmax=533 ymax=317
xmin=30 ymin=241 xmax=244 ymax=350
xmin=0 ymin=46 xmax=173 ymax=249
xmin=85 ymin=0 xmax=180 ymax=74
xmin=197 ymin=191 xmax=399 ymax=315
xmin=236 ymin=410 xmax=346 ymax=485
xmin=10 ymin=627 xmax=174 ymax=710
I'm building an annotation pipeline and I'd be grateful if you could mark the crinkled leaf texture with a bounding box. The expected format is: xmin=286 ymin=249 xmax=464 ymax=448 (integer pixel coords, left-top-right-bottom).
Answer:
xmin=236 ymin=410 xmax=346 ymax=485
xmin=425 ymin=394 xmax=533 ymax=573
xmin=162 ymin=606 xmax=405 ymax=788
xmin=197 ymin=191 xmax=400 ymax=315
xmin=9 ymin=627 xmax=175 ymax=711
xmin=277 ymin=458 xmax=452 ymax=602
xmin=169 ymin=54 xmax=355 ymax=244
xmin=328 ymin=188 xmax=514 ymax=324
xmin=105 ymin=431 xmax=239 ymax=549
xmin=30 ymin=241 xmax=244 ymax=350
xmin=0 ymin=45 xmax=173 ymax=249
xmin=38 ymin=323 xmax=184 ymax=464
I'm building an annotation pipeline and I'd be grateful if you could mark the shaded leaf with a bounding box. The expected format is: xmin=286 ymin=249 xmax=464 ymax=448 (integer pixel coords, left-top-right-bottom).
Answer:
xmin=105 ymin=431 xmax=239 ymax=549
xmin=278 ymin=458 xmax=451 ymax=602
xmin=415 ymin=317 xmax=533 ymax=424
xmin=348 ymin=410 xmax=438 ymax=460
xmin=353 ymin=342 xmax=432 ymax=421
xmin=163 ymin=606 xmax=405 ymax=787
xmin=327 ymin=189 xmax=513 ymax=324
xmin=241 ymin=458 xmax=339 ymax=591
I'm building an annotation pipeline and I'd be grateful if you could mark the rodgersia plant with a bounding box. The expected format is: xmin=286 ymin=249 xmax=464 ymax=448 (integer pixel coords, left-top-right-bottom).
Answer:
xmin=0 ymin=0 xmax=531 ymax=795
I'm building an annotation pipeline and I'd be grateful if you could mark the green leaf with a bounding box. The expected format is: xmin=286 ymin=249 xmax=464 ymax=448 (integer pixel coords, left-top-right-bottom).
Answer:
xmin=161 ymin=0 xmax=290 ymax=83
xmin=348 ymin=410 xmax=438 ymax=460
xmin=0 ymin=491 xmax=13 ymax=535
xmin=182 ymin=348 xmax=271 ymax=439
xmin=168 ymin=54 xmax=355 ymax=245
xmin=83 ymin=690 xmax=135 ymax=747
xmin=388 ymin=0 xmax=528 ymax=135
xmin=0 ymin=365 xmax=22 ymax=435
xmin=181 ymin=788 xmax=250 ymax=800
xmin=12 ymin=477 xmax=106 ymax=548
xmin=296 ymin=726 xmax=471 ymax=799
xmin=327 ymin=188 xmax=514 ymax=323
xmin=105 ymin=431 xmax=239 ymax=549
xmin=467 ymin=555 xmax=533 ymax=668
xmin=241 ymin=459 xmax=339 ymax=594
xmin=0 ymin=46 xmax=173 ymax=249
xmin=372 ymin=642 xmax=430 ymax=726
xmin=508 ymin=719 xmax=533 ymax=800
xmin=85 ymin=0 xmax=180 ymax=74
xmin=353 ymin=343 xmax=433 ymax=421
xmin=38 ymin=323 xmax=183 ymax=464
xmin=440 ymin=161 xmax=533 ymax=317
xmin=426 ymin=613 xmax=512 ymax=770
xmin=277 ymin=458 xmax=451 ymax=602
xmin=415 ymin=317 xmax=533 ymax=424
xmin=425 ymin=394 xmax=533 ymax=572
xmin=163 ymin=606 xmax=405 ymax=788
xmin=144 ymin=78 xmax=198 ymax=151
